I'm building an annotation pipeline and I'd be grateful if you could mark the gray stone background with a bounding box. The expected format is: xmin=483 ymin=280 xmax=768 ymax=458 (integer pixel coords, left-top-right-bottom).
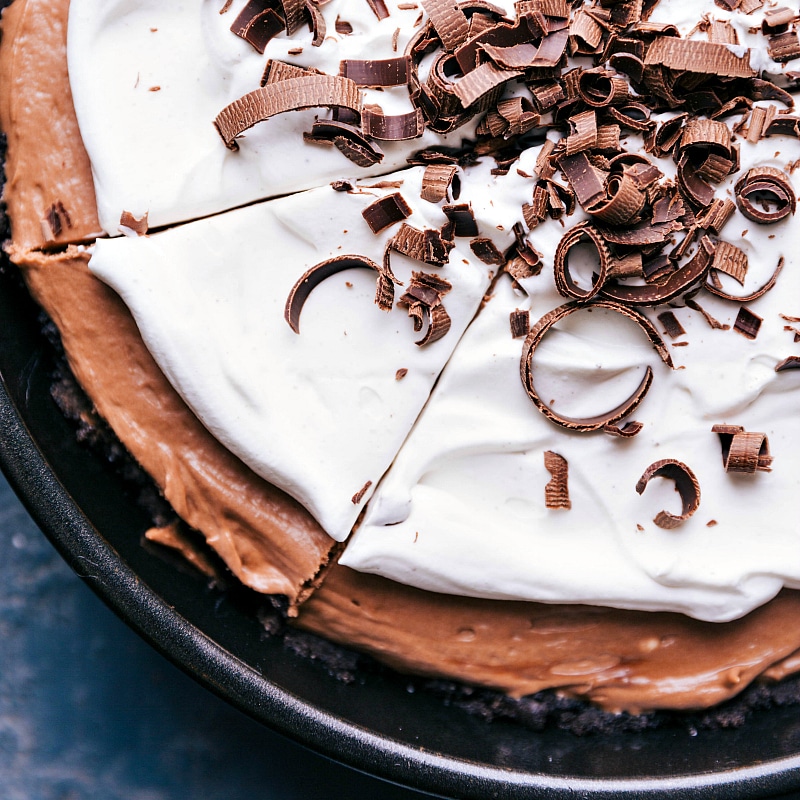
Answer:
xmin=0 ymin=471 xmax=431 ymax=800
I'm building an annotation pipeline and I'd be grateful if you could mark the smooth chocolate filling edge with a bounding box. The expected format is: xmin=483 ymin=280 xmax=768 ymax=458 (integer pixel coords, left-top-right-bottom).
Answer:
xmin=5 ymin=0 xmax=800 ymax=723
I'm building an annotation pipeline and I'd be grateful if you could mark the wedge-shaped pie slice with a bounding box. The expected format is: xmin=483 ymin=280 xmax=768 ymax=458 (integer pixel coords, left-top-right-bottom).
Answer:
xmin=89 ymin=162 xmax=529 ymax=540
xmin=344 ymin=258 xmax=800 ymax=623
xmin=67 ymin=0 xmax=475 ymax=234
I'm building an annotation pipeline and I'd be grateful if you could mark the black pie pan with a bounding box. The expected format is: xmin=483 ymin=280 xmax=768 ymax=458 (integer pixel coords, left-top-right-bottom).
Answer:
xmin=3 ymin=249 xmax=800 ymax=800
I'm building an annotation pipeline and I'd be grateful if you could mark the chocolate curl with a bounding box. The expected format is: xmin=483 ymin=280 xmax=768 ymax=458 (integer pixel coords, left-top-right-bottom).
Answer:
xmin=601 ymin=236 xmax=715 ymax=307
xmin=520 ymin=300 xmax=673 ymax=433
xmin=706 ymin=256 xmax=783 ymax=304
xmin=361 ymin=105 xmax=425 ymax=140
xmin=365 ymin=0 xmax=390 ymax=20
xmin=644 ymin=38 xmax=754 ymax=79
xmin=735 ymin=167 xmax=797 ymax=224
xmin=398 ymin=272 xmax=454 ymax=346
xmin=733 ymin=306 xmax=762 ymax=340
xmin=421 ymin=0 xmax=470 ymax=51
xmin=304 ymin=119 xmax=384 ymax=166
xmin=340 ymin=56 xmax=411 ymax=86
xmin=442 ymin=204 xmax=478 ymax=236
xmin=746 ymin=105 xmax=777 ymax=143
xmin=657 ymin=310 xmax=685 ymax=339
xmin=306 ymin=0 xmax=326 ymax=45
xmin=214 ymin=75 xmax=362 ymax=149
xmin=588 ymin=171 xmax=647 ymax=226
xmin=510 ymin=309 xmax=530 ymax=338
xmin=469 ymin=237 xmax=505 ymax=264
xmin=776 ymin=356 xmax=800 ymax=372
xmin=362 ymin=193 xmax=412 ymax=233
xmin=421 ymin=164 xmax=460 ymax=202
xmin=712 ymin=425 xmax=773 ymax=474
xmin=261 ymin=59 xmax=322 ymax=86
xmin=281 ymin=0 xmax=307 ymax=34
xmin=389 ymin=222 xmax=452 ymax=266
xmin=452 ymin=62 xmax=523 ymax=108
xmin=558 ymin=151 xmax=605 ymax=209
xmin=553 ymin=223 xmax=612 ymax=301
xmin=696 ymin=198 xmax=735 ymax=235
xmin=284 ymin=254 xmax=397 ymax=332
xmin=578 ymin=68 xmax=630 ymax=108
xmin=712 ymin=241 xmax=748 ymax=285
xmin=564 ymin=109 xmax=598 ymax=155
xmin=230 ymin=0 xmax=286 ymax=53
xmin=635 ymin=459 xmax=701 ymax=530
xmin=768 ymin=30 xmax=800 ymax=63
xmin=543 ymin=451 xmax=571 ymax=510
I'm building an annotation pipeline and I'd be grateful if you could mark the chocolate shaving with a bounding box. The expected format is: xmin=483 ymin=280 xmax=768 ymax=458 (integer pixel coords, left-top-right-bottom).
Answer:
xmin=230 ymin=0 xmax=286 ymax=53
xmin=706 ymin=256 xmax=783 ymax=303
xmin=712 ymin=241 xmax=748 ymax=285
xmin=657 ymin=310 xmax=685 ymax=339
xmin=336 ymin=15 xmax=354 ymax=33
xmin=712 ymin=425 xmax=773 ymax=473
xmin=421 ymin=0 xmax=470 ymax=51
xmin=543 ymin=451 xmax=571 ymax=510
xmin=602 ymin=236 xmax=715 ymax=307
xmin=635 ymin=459 xmax=701 ymax=529
xmin=733 ymin=306 xmax=762 ymax=340
xmin=442 ymin=204 xmax=479 ymax=236
xmin=389 ymin=223 xmax=452 ymax=266
xmin=261 ymin=59 xmax=322 ymax=86
xmin=362 ymin=105 xmax=424 ymax=140
xmin=520 ymin=300 xmax=673 ymax=432
xmin=734 ymin=167 xmax=796 ymax=224
xmin=558 ymin=151 xmax=605 ymax=209
xmin=306 ymin=0 xmax=326 ymax=46
xmin=352 ymin=480 xmax=373 ymax=504
xmin=215 ymin=75 xmax=362 ymax=149
xmin=553 ymin=223 xmax=611 ymax=301
xmin=397 ymin=272 xmax=454 ymax=346
xmin=332 ymin=136 xmax=384 ymax=167
xmin=684 ymin=295 xmax=728 ymax=330
xmin=285 ymin=255 xmax=396 ymax=332
xmin=776 ymin=356 xmax=800 ymax=372
xmin=470 ymin=237 xmax=505 ymax=265
xmin=510 ymin=308 xmax=530 ymax=338
xmin=119 ymin=210 xmax=149 ymax=236
xmin=603 ymin=420 xmax=644 ymax=438
xmin=305 ymin=119 xmax=385 ymax=166
xmin=453 ymin=62 xmax=523 ymax=109
xmin=644 ymin=38 xmax=754 ymax=79
xmin=362 ymin=193 xmax=413 ymax=233
xmin=366 ymin=0 xmax=390 ymax=19
xmin=396 ymin=367 xmax=409 ymax=380
xmin=340 ymin=56 xmax=411 ymax=86
xmin=421 ymin=163 xmax=460 ymax=203
xmin=769 ymin=31 xmax=800 ymax=62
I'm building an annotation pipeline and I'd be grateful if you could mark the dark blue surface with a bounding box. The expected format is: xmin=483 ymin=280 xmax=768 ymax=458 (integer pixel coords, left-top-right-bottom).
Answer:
xmin=0 ymin=471 xmax=435 ymax=800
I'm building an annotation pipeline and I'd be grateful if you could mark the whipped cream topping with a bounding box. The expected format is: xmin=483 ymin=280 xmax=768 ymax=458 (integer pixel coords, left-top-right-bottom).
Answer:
xmin=67 ymin=0 xmax=483 ymax=234
xmin=343 ymin=136 xmax=800 ymax=622
xmin=79 ymin=0 xmax=800 ymax=621
xmin=89 ymin=163 xmax=519 ymax=541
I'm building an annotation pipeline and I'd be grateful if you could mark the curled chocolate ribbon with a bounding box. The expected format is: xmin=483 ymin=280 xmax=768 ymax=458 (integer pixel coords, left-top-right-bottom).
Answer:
xmin=284 ymin=254 xmax=396 ymax=333
xmin=735 ymin=167 xmax=797 ymax=224
xmin=520 ymin=300 xmax=673 ymax=432
xmin=635 ymin=459 xmax=701 ymax=530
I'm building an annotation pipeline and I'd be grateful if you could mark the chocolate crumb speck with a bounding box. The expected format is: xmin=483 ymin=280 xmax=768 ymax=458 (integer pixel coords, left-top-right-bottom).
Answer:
xmin=149 ymin=86 xmax=161 ymax=92
xmin=396 ymin=368 xmax=408 ymax=380
xmin=707 ymin=520 xmax=718 ymax=527
xmin=352 ymin=480 xmax=373 ymax=504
